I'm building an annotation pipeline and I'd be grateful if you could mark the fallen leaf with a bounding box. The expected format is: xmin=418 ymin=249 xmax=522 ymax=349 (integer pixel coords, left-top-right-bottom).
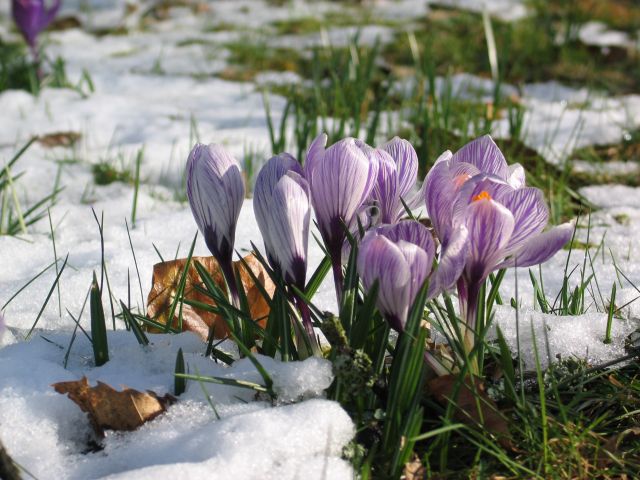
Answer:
xmin=428 ymin=374 xmax=511 ymax=448
xmin=403 ymin=454 xmax=425 ymax=480
xmin=37 ymin=131 xmax=81 ymax=148
xmin=146 ymin=253 xmax=274 ymax=340
xmin=53 ymin=377 xmax=175 ymax=436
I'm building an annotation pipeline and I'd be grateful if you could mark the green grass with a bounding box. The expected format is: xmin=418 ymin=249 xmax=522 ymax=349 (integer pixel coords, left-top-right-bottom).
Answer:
xmin=0 ymin=39 xmax=94 ymax=97
xmin=383 ymin=6 xmax=640 ymax=95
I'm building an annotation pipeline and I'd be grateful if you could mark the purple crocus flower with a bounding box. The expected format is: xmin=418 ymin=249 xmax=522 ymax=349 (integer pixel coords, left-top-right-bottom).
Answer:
xmin=357 ymin=221 xmax=468 ymax=332
xmin=186 ymin=143 xmax=245 ymax=305
xmin=254 ymin=153 xmax=313 ymax=336
xmin=254 ymin=153 xmax=309 ymax=288
xmin=424 ymin=135 xmax=573 ymax=368
xmin=370 ymin=137 xmax=420 ymax=224
xmin=12 ymin=0 xmax=61 ymax=59
xmin=306 ymin=134 xmax=378 ymax=301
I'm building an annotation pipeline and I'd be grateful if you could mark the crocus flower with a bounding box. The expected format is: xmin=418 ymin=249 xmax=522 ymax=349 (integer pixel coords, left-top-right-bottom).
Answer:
xmin=305 ymin=134 xmax=378 ymax=301
xmin=12 ymin=0 xmax=61 ymax=59
xmin=357 ymin=221 xmax=468 ymax=332
xmin=425 ymin=135 xmax=573 ymax=369
xmin=254 ymin=153 xmax=310 ymax=289
xmin=253 ymin=153 xmax=315 ymax=338
xmin=186 ymin=143 xmax=245 ymax=305
xmin=370 ymin=137 xmax=419 ymax=224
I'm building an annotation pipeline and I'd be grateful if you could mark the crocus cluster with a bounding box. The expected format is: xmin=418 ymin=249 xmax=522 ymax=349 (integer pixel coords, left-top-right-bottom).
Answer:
xmin=185 ymin=133 xmax=572 ymax=369
xmin=12 ymin=0 xmax=61 ymax=61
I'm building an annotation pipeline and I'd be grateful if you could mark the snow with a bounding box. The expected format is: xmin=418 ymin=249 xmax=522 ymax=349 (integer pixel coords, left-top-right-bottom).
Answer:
xmin=1 ymin=0 xmax=640 ymax=478
xmin=0 ymin=332 xmax=353 ymax=479
xmin=578 ymin=21 xmax=636 ymax=50
xmin=492 ymin=307 xmax=636 ymax=370
xmin=428 ymin=0 xmax=529 ymax=22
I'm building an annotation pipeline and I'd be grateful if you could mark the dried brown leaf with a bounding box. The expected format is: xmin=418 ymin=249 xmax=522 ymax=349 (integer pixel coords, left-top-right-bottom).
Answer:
xmin=146 ymin=253 xmax=274 ymax=340
xmin=53 ymin=377 xmax=175 ymax=436
xmin=37 ymin=131 xmax=81 ymax=148
xmin=403 ymin=454 xmax=425 ymax=480
xmin=428 ymin=374 xmax=511 ymax=448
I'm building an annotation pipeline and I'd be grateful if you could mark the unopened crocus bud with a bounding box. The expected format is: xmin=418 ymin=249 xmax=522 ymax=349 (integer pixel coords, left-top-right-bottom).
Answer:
xmin=186 ymin=143 xmax=245 ymax=304
xmin=12 ymin=0 xmax=61 ymax=58
xmin=254 ymin=153 xmax=310 ymax=289
xmin=306 ymin=134 xmax=378 ymax=301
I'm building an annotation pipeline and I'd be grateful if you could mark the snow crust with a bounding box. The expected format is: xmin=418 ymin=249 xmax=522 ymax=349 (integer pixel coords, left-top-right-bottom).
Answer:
xmin=0 ymin=332 xmax=352 ymax=479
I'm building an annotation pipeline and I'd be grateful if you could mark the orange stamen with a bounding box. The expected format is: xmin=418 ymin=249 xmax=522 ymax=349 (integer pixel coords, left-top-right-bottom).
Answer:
xmin=472 ymin=190 xmax=491 ymax=202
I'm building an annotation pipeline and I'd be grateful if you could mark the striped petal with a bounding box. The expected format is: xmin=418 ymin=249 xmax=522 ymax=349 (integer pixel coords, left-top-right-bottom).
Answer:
xmin=254 ymin=153 xmax=306 ymax=281
xmin=500 ymin=187 xmax=549 ymax=254
xmin=375 ymin=220 xmax=436 ymax=267
xmin=358 ymin=234 xmax=410 ymax=331
xmin=429 ymin=224 xmax=469 ymax=298
xmin=464 ymin=198 xmax=515 ymax=284
xmin=186 ymin=143 xmax=245 ymax=264
xmin=268 ymin=172 xmax=311 ymax=287
xmin=497 ymin=223 xmax=573 ymax=270
xmin=310 ymin=138 xmax=376 ymax=249
xmin=370 ymin=151 xmax=399 ymax=224
xmin=451 ymin=135 xmax=509 ymax=180
xmin=396 ymin=240 xmax=431 ymax=306
xmin=382 ymin=137 xmax=418 ymax=200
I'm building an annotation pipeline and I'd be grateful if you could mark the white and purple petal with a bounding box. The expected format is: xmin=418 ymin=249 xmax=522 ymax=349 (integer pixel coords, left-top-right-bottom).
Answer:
xmin=497 ymin=223 xmax=573 ymax=270
xmin=254 ymin=153 xmax=303 ymax=264
xmin=382 ymin=137 xmax=418 ymax=200
xmin=186 ymin=143 xmax=245 ymax=263
xmin=500 ymin=187 xmax=549 ymax=254
xmin=464 ymin=198 xmax=515 ymax=284
xmin=395 ymin=240 xmax=431 ymax=305
xmin=268 ymin=172 xmax=311 ymax=287
xmin=451 ymin=135 xmax=509 ymax=180
xmin=429 ymin=224 xmax=469 ymax=298
xmin=370 ymin=150 xmax=399 ymax=224
xmin=358 ymin=234 xmax=411 ymax=331
xmin=310 ymin=138 xmax=376 ymax=249
xmin=375 ymin=220 xmax=436 ymax=265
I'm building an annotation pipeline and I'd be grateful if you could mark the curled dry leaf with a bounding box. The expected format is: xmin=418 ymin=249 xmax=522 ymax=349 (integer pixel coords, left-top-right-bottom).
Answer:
xmin=428 ymin=374 xmax=511 ymax=448
xmin=37 ymin=131 xmax=82 ymax=148
xmin=146 ymin=253 xmax=275 ymax=340
xmin=403 ymin=454 xmax=425 ymax=480
xmin=53 ymin=377 xmax=175 ymax=437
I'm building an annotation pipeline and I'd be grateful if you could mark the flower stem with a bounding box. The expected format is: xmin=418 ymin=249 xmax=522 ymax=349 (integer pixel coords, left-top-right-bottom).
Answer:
xmin=460 ymin=278 xmax=481 ymax=376
xmin=330 ymin=255 xmax=344 ymax=307
xmin=296 ymin=296 xmax=315 ymax=340
xmin=220 ymin=261 xmax=241 ymax=310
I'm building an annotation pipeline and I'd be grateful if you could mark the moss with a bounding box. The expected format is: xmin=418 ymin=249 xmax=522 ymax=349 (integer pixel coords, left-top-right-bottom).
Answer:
xmin=614 ymin=214 xmax=631 ymax=226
